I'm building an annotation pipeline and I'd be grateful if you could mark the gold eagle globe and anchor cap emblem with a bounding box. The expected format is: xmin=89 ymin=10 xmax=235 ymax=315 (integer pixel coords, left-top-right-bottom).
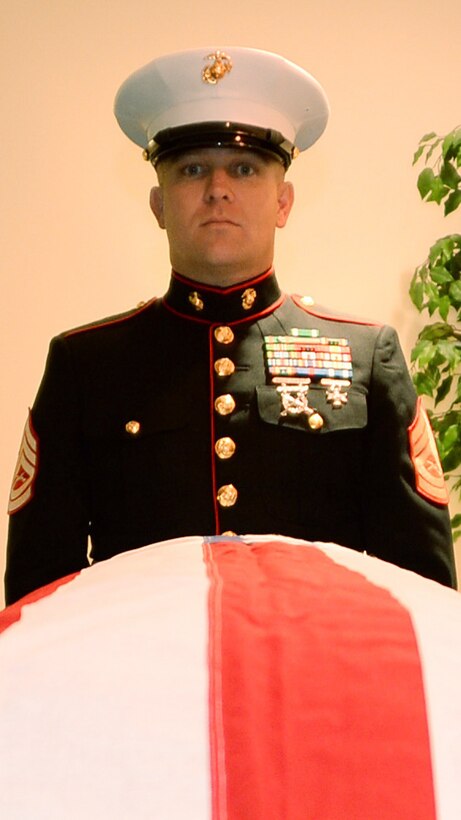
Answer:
xmin=202 ymin=51 xmax=233 ymax=84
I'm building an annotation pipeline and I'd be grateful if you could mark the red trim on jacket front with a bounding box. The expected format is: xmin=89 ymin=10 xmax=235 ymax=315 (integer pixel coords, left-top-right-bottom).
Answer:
xmin=209 ymin=327 xmax=221 ymax=534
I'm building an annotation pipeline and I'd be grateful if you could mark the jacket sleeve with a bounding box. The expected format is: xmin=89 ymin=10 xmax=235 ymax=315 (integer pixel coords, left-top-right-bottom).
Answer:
xmin=362 ymin=325 xmax=457 ymax=588
xmin=4 ymin=336 xmax=90 ymax=605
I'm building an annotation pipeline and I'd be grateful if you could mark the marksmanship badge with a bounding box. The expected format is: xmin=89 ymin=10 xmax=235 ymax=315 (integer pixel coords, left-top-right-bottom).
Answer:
xmin=202 ymin=51 xmax=233 ymax=84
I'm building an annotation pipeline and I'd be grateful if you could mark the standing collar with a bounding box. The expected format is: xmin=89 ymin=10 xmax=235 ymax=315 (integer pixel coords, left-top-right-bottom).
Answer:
xmin=162 ymin=268 xmax=282 ymax=324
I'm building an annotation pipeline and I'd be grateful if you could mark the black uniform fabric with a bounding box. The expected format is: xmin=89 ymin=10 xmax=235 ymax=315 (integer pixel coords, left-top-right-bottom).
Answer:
xmin=5 ymin=270 xmax=457 ymax=603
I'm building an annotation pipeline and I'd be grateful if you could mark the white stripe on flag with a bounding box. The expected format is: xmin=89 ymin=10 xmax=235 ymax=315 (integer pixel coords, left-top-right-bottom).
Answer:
xmin=0 ymin=537 xmax=211 ymax=820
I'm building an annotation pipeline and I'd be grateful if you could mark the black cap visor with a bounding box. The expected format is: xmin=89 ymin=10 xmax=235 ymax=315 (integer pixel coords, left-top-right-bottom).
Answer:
xmin=149 ymin=121 xmax=294 ymax=168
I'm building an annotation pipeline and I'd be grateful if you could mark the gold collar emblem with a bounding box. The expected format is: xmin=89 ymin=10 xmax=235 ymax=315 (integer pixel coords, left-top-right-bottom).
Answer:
xmin=188 ymin=291 xmax=204 ymax=311
xmin=241 ymin=287 xmax=257 ymax=310
xmin=202 ymin=51 xmax=233 ymax=84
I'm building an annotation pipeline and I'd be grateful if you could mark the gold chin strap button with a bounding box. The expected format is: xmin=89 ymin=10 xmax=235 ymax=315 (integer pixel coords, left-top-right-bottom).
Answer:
xmin=241 ymin=287 xmax=257 ymax=310
xmin=214 ymin=394 xmax=236 ymax=415
xmin=222 ymin=530 xmax=237 ymax=536
xmin=125 ymin=420 xmax=141 ymax=435
xmin=214 ymin=358 xmax=235 ymax=377
xmin=217 ymin=484 xmax=238 ymax=507
xmin=214 ymin=326 xmax=234 ymax=344
xmin=189 ymin=291 xmax=204 ymax=311
xmin=215 ymin=437 xmax=236 ymax=459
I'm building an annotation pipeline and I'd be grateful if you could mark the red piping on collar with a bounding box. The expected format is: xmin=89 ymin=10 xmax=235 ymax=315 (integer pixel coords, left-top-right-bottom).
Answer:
xmin=172 ymin=267 xmax=274 ymax=295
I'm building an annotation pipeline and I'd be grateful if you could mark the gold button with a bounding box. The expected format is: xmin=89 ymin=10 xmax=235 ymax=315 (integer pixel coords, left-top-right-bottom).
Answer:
xmin=222 ymin=530 xmax=237 ymax=536
xmin=189 ymin=291 xmax=204 ymax=311
xmin=214 ymin=394 xmax=236 ymax=415
xmin=214 ymin=326 xmax=234 ymax=344
xmin=125 ymin=420 xmax=141 ymax=435
xmin=308 ymin=412 xmax=324 ymax=431
xmin=241 ymin=287 xmax=257 ymax=310
xmin=217 ymin=484 xmax=238 ymax=507
xmin=215 ymin=437 xmax=236 ymax=459
xmin=214 ymin=358 xmax=235 ymax=377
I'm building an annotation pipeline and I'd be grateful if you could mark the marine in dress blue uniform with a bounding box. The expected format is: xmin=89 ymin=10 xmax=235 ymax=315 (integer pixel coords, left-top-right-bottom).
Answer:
xmin=4 ymin=47 xmax=456 ymax=603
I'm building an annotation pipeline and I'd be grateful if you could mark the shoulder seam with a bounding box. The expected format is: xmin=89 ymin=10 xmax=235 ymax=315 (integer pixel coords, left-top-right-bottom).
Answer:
xmin=62 ymin=297 xmax=157 ymax=338
xmin=291 ymin=295 xmax=382 ymax=327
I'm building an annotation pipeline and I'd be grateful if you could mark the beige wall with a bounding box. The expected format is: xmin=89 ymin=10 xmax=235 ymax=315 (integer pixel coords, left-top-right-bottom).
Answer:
xmin=1 ymin=0 xmax=460 ymax=605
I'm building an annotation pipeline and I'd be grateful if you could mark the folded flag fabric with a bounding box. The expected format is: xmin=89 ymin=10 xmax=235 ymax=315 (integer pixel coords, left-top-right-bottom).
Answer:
xmin=1 ymin=535 xmax=460 ymax=819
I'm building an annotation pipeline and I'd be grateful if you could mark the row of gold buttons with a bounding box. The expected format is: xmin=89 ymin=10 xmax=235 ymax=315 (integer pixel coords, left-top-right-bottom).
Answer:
xmin=213 ymin=326 xmax=238 ymax=529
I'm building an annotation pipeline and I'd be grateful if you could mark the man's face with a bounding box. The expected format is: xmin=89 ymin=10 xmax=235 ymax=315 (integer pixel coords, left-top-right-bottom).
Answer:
xmin=150 ymin=147 xmax=294 ymax=285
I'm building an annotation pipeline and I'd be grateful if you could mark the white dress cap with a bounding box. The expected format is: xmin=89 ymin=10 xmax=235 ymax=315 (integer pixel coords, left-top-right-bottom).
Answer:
xmin=114 ymin=46 xmax=329 ymax=167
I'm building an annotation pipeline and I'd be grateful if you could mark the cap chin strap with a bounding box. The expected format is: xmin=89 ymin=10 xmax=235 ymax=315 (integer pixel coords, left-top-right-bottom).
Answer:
xmin=143 ymin=121 xmax=295 ymax=169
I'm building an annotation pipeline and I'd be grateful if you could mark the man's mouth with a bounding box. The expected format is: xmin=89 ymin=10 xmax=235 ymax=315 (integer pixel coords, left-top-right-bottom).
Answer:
xmin=201 ymin=217 xmax=239 ymax=227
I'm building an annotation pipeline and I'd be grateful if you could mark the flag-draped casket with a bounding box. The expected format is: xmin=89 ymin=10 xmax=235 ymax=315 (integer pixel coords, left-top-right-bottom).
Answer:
xmin=1 ymin=535 xmax=460 ymax=819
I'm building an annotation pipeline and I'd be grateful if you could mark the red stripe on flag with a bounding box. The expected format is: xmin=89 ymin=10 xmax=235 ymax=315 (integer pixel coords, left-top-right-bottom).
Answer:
xmin=0 ymin=572 xmax=80 ymax=634
xmin=204 ymin=539 xmax=436 ymax=820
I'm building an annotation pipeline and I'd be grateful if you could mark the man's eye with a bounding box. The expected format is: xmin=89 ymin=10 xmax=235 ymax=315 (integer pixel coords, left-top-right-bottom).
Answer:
xmin=182 ymin=163 xmax=204 ymax=177
xmin=234 ymin=163 xmax=255 ymax=177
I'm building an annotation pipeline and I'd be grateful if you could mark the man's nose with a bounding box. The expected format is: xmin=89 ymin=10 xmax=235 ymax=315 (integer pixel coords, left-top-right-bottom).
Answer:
xmin=203 ymin=168 xmax=234 ymax=202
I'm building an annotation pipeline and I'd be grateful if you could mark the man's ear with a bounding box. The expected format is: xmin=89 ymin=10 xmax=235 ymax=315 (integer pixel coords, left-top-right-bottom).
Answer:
xmin=150 ymin=186 xmax=165 ymax=229
xmin=276 ymin=180 xmax=294 ymax=229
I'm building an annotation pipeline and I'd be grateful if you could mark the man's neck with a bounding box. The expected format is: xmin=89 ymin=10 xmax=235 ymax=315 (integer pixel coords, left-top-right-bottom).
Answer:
xmin=170 ymin=263 xmax=273 ymax=288
xmin=172 ymin=266 xmax=273 ymax=288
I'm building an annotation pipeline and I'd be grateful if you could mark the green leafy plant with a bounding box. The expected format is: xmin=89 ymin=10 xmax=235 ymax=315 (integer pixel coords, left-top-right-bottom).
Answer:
xmin=409 ymin=127 xmax=461 ymax=538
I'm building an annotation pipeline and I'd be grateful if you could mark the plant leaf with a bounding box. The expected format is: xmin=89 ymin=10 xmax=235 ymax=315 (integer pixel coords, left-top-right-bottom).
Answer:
xmin=430 ymin=267 xmax=453 ymax=285
xmin=417 ymin=167 xmax=435 ymax=199
xmin=427 ymin=177 xmax=449 ymax=205
xmin=420 ymin=131 xmax=437 ymax=143
xmin=412 ymin=145 xmax=425 ymax=165
xmin=418 ymin=322 xmax=453 ymax=341
xmin=440 ymin=160 xmax=461 ymax=190
xmin=440 ymin=423 xmax=460 ymax=451
xmin=412 ymin=374 xmax=434 ymax=397
xmin=445 ymin=189 xmax=461 ymax=216
xmin=411 ymin=337 xmax=433 ymax=362
xmin=449 ymin=280 xmax=461 ymax=304
xmin=441 ymin=444 xmax=461 ymax=473
xmin=439 ymin=295 xmax=452 ymax=321
xmin=409 ymin=279 xmax=424 ymax=311
xmin=435 ymin=376 xmax=453 ymax=405
xmin=442 ymin=128 xmax=461 ymax=161
xmin=425 ymin=140 xmax=443 ymax=163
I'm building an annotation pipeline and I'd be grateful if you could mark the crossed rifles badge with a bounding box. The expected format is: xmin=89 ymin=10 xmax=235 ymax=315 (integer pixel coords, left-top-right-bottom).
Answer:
xmin=264 ymin=328 xmax=353 ymax=431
